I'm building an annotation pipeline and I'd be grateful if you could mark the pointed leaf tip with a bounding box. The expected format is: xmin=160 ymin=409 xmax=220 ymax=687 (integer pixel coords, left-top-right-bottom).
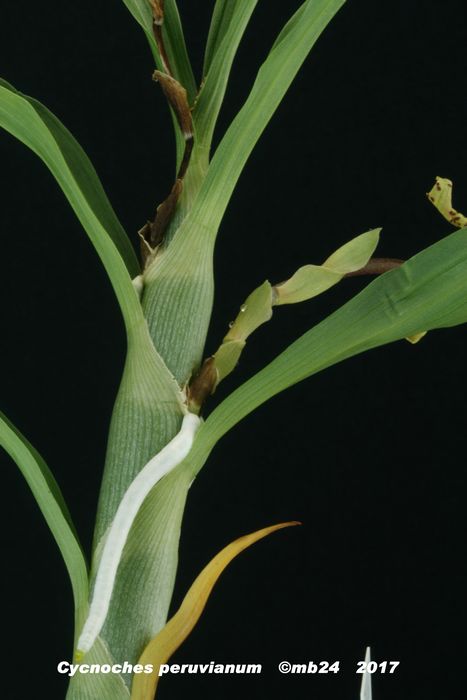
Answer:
xmin=360 ymin=646 xmax=372 ymax=700
xmin=131 ymin=521 xmax=300 ymax=699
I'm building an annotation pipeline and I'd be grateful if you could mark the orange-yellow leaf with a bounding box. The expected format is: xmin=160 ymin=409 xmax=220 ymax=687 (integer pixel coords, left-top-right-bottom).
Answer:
xmin=130 ymin=521 xmax=300 ymax=699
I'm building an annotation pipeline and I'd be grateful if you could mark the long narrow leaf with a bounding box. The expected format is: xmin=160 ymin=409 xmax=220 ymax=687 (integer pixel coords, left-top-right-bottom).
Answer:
xmin=178 ymin=0 xmax=347 ymax=246
xmin=203 ymin=0 xmax=239 ymax=75
xmin=0 ymin=412 xmax=88 ymax=634
xmin=0 ymin=80 xmax=145 ymax=337
xmin=194 ymin=0 xmax=259 ymax=155
xmin=131 ymin=522 xmax=298 ymax=700
xmin=138 ymin=0 xmax=347 ymax=399
xmin=186 ymin=227 xmax=467 ymax=472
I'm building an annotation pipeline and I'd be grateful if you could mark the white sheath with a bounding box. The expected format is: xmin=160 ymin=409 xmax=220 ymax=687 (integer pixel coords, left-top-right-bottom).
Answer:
xmin=77 ymin=412 xmax=201 ymax=655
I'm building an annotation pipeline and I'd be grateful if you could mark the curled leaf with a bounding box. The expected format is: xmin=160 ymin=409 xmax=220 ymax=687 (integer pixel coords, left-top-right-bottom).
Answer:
xmin=212 ymin=339 xmax=246 ymax=385
xmin=131 ymin=521 xmax=300 ymax=699
xmin=224 ymin=281 xmax=274 ymax=342
xmin=212 ymin=281 xmax=273 ymax=385
xmin=188 ymin=227 xmax=467 ymax=470
xmin=201 ymin=228 xmax=380 ymax=396
xmin=427 ymin=176 xmax=467 ymax=228
xmin=274 ymin=229 xmax=380 ymax=304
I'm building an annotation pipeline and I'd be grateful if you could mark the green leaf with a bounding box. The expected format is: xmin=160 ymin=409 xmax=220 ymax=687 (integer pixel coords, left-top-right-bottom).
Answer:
xmin=275 ymin=229 xmax=380 ymax=304
xmin=0 ymin=80 xmax=192 ymax=680
xmin=223 ymin=280 xmax=274 ymax=343
xmin=0 ymin=412 xmax=88 ymax=635
xmin=141 ymin=0 xmax=347 ymax=386
xmin=0 ymin=79 xmax=146 ymax=337
xmin=0 ymin=82 xmax=184 ymax=401
xmin=180 ymin=0 xmax=347 ymax=244
xmin=119 ymin=0 xmax=153 ymax=35
xmin=194 ymin=0 xmax=259 ymax=156
xmin=203 ymin=0 xmax=240 ymax=75
xmin=213 ymin=280 xmax=273 ymax=384
xmin=0 ymin=80 xmax=138 ymax=278
xmin=209 ymin=229 xmax=379 ymax=387
xmin=185 ymin=227 xmax=467 ymax=472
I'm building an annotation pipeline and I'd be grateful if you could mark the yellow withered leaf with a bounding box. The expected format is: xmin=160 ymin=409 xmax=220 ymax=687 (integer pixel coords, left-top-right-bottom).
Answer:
xmin=131 ymin=521 xmax=300 ymax=700
xmin=427 ymin=177 xmax=467 ymax=228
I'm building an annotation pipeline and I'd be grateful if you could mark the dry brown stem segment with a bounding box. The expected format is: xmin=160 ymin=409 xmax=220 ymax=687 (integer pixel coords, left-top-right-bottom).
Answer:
xmin=150 ymin=0 xmax=164 ymax=25
xmin=345 ymin=257 xmax=404 ymax=277
xmin=139 ymin=74 xmax=194 ymax=266
xmin=187 ymin=358 xmax=218 ymax=414
xmin=149 ymin=1 xmax=171 ymax=73
xmin=153 ymin=71 xmax=193 ymax=139
xmin=139 ymin=179 xmax=183 ymax=262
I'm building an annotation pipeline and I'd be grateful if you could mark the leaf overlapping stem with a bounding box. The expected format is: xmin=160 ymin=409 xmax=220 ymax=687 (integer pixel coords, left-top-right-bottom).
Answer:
xmin=2 ymin=3 xmax=467 ymax=700
xmin=189 ymin=229 xmax=380 ymax=410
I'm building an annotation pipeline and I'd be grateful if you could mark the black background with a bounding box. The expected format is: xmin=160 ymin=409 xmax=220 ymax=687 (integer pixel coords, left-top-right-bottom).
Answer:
xmin=1 ymin=1 xmax=466 ymax=698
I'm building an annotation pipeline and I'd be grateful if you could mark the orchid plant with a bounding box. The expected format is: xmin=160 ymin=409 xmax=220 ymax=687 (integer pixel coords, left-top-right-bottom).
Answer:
xmin=1 ymin=1 xmax=466 ymax=698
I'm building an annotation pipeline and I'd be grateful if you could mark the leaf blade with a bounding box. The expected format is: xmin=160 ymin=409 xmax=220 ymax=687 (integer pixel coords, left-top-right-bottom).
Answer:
xmin=181 ymin=0 xmax=347 ymax=243
xmin=194 ymin=0 xmax=259 ymax=155
xmin=130 ymin=522 xmax=299 ymax=700
xmin=0 ymin=412 xmax=88 ymax=635
xmin=0 ymin=80 xmax=145 ymax=336
xmin=188 ymin=227 xmax=467 ymax=469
